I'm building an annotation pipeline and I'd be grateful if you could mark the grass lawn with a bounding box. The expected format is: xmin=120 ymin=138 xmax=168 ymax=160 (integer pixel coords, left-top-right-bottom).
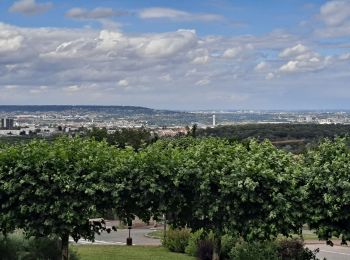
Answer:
xmin=72 ymin=245 xmax=195 ymax=260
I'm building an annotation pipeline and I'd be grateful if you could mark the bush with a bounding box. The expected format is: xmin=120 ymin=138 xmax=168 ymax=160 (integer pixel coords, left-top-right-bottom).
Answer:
xmin=185 ymin=230 xmax=236 ymax=259
xmin=185 ymin=229 xmax=205 ymax=256
xmin=221 ymin=234 xmax=237 ymax=260
xmin=0 ymin=233 xmax=79 ymax=260
xmin=229 ymin=241 xmax=279 ymax=260
xmin=229 ymin=239 xmax=323 ymax=260
xmin=0 ymin=235 xmax=19 ymax=260
xmin=277 ymin=239 xmax=321 ymax=260
xmin=162 ymin=228 xmax=191 ymax=253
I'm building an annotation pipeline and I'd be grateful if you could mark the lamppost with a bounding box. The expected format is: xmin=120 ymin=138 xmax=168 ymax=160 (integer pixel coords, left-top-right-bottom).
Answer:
xmin=126 ymin=220 xmax=132 ymax=246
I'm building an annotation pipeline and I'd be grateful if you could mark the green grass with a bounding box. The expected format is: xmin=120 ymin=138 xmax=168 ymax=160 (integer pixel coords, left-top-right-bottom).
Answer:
xmin=72 ymin=245 xmax=194 ymax=260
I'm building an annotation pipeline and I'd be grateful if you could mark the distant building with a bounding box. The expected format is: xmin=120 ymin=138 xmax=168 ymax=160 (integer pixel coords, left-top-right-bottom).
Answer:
xmin=213 ymin=115 xmax=216 ymax=127
xmin=1 ymin=118 xmax=14 ymax=129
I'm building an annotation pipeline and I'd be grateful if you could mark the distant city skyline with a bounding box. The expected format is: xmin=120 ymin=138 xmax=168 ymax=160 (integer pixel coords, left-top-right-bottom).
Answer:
xmin=1 ymin=0 xmax=350 ymax=110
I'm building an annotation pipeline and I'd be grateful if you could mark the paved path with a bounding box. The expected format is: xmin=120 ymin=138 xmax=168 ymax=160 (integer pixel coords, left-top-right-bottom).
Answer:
xmin=306 ymin=244 xmax=350 ymax=260
xmin=70 ymin=228 xmax=161 ymax=246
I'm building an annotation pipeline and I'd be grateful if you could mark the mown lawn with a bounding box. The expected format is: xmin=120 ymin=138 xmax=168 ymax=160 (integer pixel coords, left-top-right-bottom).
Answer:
xmin=72 ymin=245 xmax=195 ymax=260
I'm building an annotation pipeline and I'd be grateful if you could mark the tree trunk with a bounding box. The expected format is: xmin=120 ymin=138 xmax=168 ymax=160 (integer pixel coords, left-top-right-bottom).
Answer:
xmin=163 ymin=214 xmax=167 ymax=244
xmin=61 ymin=234 xmax=69 ymax=260
xmin=212 ymin=232 xmax=221 ymax=260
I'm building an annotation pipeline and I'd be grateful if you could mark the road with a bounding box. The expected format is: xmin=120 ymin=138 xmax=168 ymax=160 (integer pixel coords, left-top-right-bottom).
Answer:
xmin=306 ymin=244 xmax=350 ymax=260
xmin=70 ymin=228 xmax=161 ymax=246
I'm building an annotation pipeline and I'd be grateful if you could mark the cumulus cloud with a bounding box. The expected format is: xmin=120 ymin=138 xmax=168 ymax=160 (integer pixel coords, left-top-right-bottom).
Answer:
xmin=255 ymin=61 xmax=269 ymax=71
xmin=279 ymin=44 xmax=308 ymax=58
xmin=0 ymin=24 xmax=24 ymax=53
xmin=65 ymin=7 xmax=128 ymax=20
xmin=222 ymin=47 xmax=242 ymax=58
xmin=279 ymin=44 xmax=331 ymax=73
xmin=118 ymin=79 xmax=129 ymax=87
xmin=9 ymin=0 xmax=52 ymax=15
xmin=0 ymin=20 xmax=347 ymax=109
xmin=320 ymin=0 xmax=350 ymax=26
xmin=139 ymin=7 xmax=223 ymax=22
xmin=265 ymin=72 xmax=275 ymax=80
xmin=137 ymin=30 xmax=198 ymax=58
xmin=317 ymin=0 xmax=350 ymax=37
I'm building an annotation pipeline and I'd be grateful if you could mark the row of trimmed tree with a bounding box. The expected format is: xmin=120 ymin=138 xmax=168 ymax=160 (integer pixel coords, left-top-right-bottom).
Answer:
xmin=1 ymin=137 xmax=350 ymax=260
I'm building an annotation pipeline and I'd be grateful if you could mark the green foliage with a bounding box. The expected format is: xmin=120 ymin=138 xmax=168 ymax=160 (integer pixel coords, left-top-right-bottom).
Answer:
xmin=276 ymin=239 xmax=320 ymax=260
xmin=185 ymin=229 xmax=205 ymax=256
xmin=0 ymin=233 xmax=79 ymax=260
xmin=229 ymin=239 xmax=322 ymax=260
xmin=305 ymin=137 xmax=350 ymax=243
xmin=0 ymin=137 xmax=120 ymax=241
xmin=86 ymin=127 xmax=156 ymax=150
xmin=229 ymin=241 xmax=280 ymax=260
xmin=164 ymin=138 xmax=303 ymax=238
xmin=220 ymin=234 xmax=238 ymax=259
xmin=185 ymin=230 xmax=237 ymax=259
xmin=162 ymin=228 xmax=191 ymax=253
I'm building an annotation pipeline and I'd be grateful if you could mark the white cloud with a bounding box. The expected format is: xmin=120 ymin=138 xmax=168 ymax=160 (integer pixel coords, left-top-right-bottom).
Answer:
xmin=0 ymin=21 xmax=347 ymax=109
xmin=30 ymin=86 xmax=48 ymax=94
xmin=118 ymin=79 xmax=129 ymax=87
xmin=320 ymin=0 xmax=350 ymax=26
xmin=159 ymin=74 xmax=172 ymax=81
xmin=192 ymin=55 xmax=209 ymax=64
xmin=9 ymin=0 xmax=52 ymax=15
xmin=195 ymin=79 xmax=211 ymax=86
xmin=63 ymin=85 xmax=81 ymax=92
xmin=317 ymin=0 xmax=350 ymax=37
xmin=278 ymin=44 xmax=332 ymax=73
xmin=139 ymin=7 xmax=223 ymax=22
xmin=65 ymin=7 xmax=128 ymax=20
xmin=339 ymin=52 xmax=350 ymax=60
xmin=0 ymin=23 xmax=24 ymax=53
xmin=137 ymin=29 xmax=197 ymax=58
xmin=222 ymin=47 xmax=242 ymax=58
xmin=5 ymin=85 xmax=19 ymax=90
xmin=279 ymin=44 xmax=308 ymax=58
xmin=265 ymin=72 xmax=275 ymax=80
xmin=255 ymin=61 xmax=269 ymax=71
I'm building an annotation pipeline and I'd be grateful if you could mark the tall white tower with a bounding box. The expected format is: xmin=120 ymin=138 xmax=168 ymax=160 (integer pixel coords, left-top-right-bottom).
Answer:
xmin=212 ymin=115 xmax=216 ymax=127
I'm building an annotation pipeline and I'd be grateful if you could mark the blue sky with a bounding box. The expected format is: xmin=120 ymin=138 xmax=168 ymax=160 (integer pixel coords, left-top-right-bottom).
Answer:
xmin=1 ymin=0 xmax=350 ymax=109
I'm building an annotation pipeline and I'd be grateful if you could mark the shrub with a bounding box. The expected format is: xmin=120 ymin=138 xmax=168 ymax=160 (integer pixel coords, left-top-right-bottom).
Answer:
xmin=229 ymin=239 xmax=323 ymax=260
xmin=0 ymin=235 xmax=19 ymax=260
xmin=198 ymin=240 xmax=213 ymax=260
xmin=185 ymin=229 xmax=205 ymax=256
xmin=185 ymin=230 xmax=237 ymax=259
xmin=277 ymin=239 xmax=321 ymax=260
xmin=162 ymin=228 xmax=191 ymax=253
xmin=220 ymin=234 xmax=238 ymax=260
xmin=0 ymin=233 xmax=80 ymax=260
xmin=229 ymin=241 xmax=279 ymax=260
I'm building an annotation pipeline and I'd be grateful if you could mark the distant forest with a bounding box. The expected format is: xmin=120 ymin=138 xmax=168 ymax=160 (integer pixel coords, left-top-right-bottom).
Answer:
xmin=2 ymin=123 xmax=350 ymax=154
xmin=197 ymin=124 xmax=350 ymax=153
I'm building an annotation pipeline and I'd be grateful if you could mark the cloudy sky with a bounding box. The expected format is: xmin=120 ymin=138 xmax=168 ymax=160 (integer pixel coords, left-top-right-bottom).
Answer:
xmin=1 ymin=0 xmax=350 ymax=110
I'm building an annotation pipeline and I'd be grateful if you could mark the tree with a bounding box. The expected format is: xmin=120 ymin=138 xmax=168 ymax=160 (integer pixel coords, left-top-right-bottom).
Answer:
xmin=0 ymin=137 xmax=120 ymax=259
xmin=305 ymin=137 xmax=350 ymax=245
xmin=149 ymin=138 xmax=304 ymax=260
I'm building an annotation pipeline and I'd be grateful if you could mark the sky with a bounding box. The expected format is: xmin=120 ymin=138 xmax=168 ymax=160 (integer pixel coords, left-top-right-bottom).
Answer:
xmin=1 ymin=0 xmax=350 ymax=110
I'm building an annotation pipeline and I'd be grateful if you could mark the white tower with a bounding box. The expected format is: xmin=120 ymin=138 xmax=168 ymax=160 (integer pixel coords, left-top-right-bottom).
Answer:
xmin=212 ymin=115 xmax=216 ymax=127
